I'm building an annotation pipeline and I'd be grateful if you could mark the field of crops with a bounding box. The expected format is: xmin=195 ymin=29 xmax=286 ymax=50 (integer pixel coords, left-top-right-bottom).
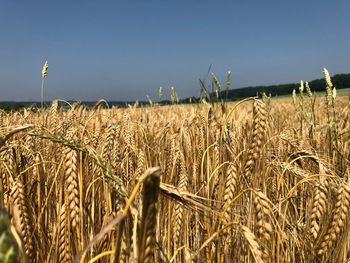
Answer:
xmin=0 ymin=81 xmax=349 ymax=262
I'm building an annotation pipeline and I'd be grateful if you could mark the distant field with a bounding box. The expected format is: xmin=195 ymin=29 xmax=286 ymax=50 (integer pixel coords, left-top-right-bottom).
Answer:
xmin=335 ymin=87 xmax=350 ymax=96
xmin=311 ymin=87 xmax=350 ymax=97
xmin=273 ymin=87 xmax=350 ymax=100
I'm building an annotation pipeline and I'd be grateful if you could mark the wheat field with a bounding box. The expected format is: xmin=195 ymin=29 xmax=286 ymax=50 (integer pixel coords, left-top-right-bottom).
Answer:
xmin=0 ymin=83 xmax=349 ymax=262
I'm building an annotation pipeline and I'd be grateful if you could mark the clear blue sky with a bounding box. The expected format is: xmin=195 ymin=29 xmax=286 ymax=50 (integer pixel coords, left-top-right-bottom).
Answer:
xmin=0 ymin=0 xmax=349 ymax=101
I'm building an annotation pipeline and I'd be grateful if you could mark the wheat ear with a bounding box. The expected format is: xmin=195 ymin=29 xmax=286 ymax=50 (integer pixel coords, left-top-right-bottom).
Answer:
xmin=254 ymin=191 xmax=273 ymax=260
xmin=243 ymin=99 xmax=268 ymax=179
xmin=57 ymin=204 xmax=71 ymax=263
xmin=11 ymin=177 xmax=34 ymax=260
xmin=138 ymin=168 xmax=160 ymax=263
xmin=64 ymin=145 xmax=80 ymax=229
xmin=173 ymin=151 xmax=188 ymax=246
xmin=223 ymin=162 xmax=238 ymax=224
xmin=241 ymin=225 xmax=265 ymax=263
xmin=309 ymin=180 xmax=329 ymax=242
xmin=317 ymin=184 xmax=350 ymax=257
